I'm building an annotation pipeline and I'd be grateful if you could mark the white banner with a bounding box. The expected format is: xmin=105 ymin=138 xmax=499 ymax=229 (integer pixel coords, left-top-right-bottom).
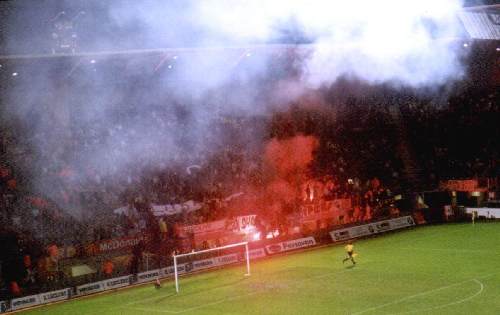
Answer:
xmin=374 ymin=221 xmax=391 ymax=232
xmin=282 ymin=237 xmax=316 ymax=251
xmin=102 ymin=276 xmax=131 ymax=290
xmin=214 ymin=253 xmax=239 ymax=266
xmin=265 ymin=237 xmax=316 ymax=255
xmin=11 ymin=294 xmax=40 ymax=311
xmin=163 ymin=263 xmax=188 ymax=276
xmin=114 ymin=200 xmax=202 ymax=218
xmin=243 ymin=248 xmax=266 ymax=260
xmin=162 ymin=265 xmax=175 ymax=275
xmin=137 ymin=269 xmax=162 ymax=284
xmin=329 ymin=229 xmax=353 ymax=241
xmin=188 ymin=258 xmax=215 ymax=272
xmin=237 ymin=215 xmax=257 ymax=232
xmin=389 ymin=216 xmax=415 ymax=228
xmin=76 ymin=281 xmax=104 ymax=296
xmin=329 ymin=216 xmax=415 ymax=241
xmin=176 ymin=253 xmax=240 ymax=274
xmin=38 ymin=288 xmax=70 ymax=304
xmin=466 ymin=207 xmax=500 ymax=219
xmin=151 ymin=200 xmax=202 ymax=217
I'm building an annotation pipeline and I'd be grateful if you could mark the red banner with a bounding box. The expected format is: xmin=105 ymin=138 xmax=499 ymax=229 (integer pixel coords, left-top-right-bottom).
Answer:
xmin=440 ymin=179 xmax=481 ymax=192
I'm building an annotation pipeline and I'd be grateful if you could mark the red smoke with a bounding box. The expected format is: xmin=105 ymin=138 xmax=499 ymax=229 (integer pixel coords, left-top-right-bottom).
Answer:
xmin=226 ymin=135 xmax=319 ymax=218
xmin=264 ymin=135 xmax=318 ymax=178
xmin=263 ymin=135 xmax=318 ymax=205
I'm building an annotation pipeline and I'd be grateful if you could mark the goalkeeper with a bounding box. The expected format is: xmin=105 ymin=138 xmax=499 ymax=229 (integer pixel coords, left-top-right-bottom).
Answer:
xmin=342 ymin=241 xmax=356 ymax=265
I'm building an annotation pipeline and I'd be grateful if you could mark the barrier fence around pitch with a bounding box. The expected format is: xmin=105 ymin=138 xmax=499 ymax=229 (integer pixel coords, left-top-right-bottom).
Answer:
xmin=173 ymin=241 xmax=250 ymax=293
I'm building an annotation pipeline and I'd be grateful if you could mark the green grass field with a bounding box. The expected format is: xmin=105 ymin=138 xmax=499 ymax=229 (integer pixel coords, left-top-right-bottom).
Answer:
xmin=23 ymin=222 xmax=500 ymax=314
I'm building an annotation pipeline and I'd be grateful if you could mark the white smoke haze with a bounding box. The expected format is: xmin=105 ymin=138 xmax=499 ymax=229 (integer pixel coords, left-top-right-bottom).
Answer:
xmin=191 ymin=0 xmax=466 ymax=86
xmin=1 ymin=0 xmax=469 ymax=217
xmin=107 ymin=0 xmax=466 ymax=86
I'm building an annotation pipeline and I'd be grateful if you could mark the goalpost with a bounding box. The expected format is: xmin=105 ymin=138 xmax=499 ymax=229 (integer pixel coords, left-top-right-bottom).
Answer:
xmin=173 ymin=241 xmax=251 ymax=293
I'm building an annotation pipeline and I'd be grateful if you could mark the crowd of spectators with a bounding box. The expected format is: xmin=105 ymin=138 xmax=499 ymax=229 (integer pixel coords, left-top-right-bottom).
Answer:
xmin=1 ymin=65 xmax=499 ymax=300
xmin=401 ymin=87 xmax=500 ymax=188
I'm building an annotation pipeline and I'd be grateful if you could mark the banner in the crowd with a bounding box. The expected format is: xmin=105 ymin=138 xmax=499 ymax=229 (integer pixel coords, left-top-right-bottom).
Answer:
xmin=439 ymin=179 xmax=481 ymax=192
xmin=38 ymin=288 xmax=71 ymax=304
xmin=95 ymin=234 xmax=146 ymax=254
xmin=11 ymin=294 xmax=40 ymax=311
xmin=137 ymin=269 xmax=162 ymax=284
xmin=329 ymin=216 xmax=415 ymax=241
xmin=76 ymin=281 xmax=105 ymax=296
xmin=113 ymin=200 xmax=202 ymax=218
xmin=265 ymin=237 xmax=317 ymax=255
xmin=236 ymin=215 xmax=257 ymax=232
xmin=180 ymin=219 xmax=227 ymax=235
xmin=151 ymin=200 xmax=202 ymax=217
xmin=102 ymin=275 xmax=131 ymax=290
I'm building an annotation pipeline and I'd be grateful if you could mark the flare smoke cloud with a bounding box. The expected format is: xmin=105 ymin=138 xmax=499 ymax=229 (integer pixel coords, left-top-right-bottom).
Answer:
xmin=110 ymin=0 xmax=466 ymax=86
xmin=1 ymin=0 xmax=467 ymax=217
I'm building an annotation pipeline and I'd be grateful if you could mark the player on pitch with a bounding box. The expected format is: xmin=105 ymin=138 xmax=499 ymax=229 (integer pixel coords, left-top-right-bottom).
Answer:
xmin=342 ymin=241 xmax=356 ymax=265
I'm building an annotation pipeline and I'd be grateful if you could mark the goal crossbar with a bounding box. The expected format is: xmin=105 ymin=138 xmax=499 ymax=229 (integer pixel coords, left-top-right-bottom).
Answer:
xmin=173 ymin=241 xmax=250 ymax=293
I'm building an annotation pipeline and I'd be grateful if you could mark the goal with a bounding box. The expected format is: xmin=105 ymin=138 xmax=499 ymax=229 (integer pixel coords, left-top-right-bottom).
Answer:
xmin=173 ymin=241 xmax=251 ymax=293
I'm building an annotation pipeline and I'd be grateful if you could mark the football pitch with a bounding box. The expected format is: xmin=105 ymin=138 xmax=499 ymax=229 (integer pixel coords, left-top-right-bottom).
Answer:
xmin=23 ymin=222 xmax=500 ymax=314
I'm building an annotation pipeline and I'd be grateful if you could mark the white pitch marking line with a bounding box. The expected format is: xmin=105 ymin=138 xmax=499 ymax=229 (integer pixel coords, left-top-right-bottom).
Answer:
xmin=124 ymin=289 xmax=265 ymax=314
xmin=173 ymin=267 xmax=361 ymax=314
xmin=128 ymin=306 xmax=179 ymax=314
xmin=352 ymin=277 xmax=489 ymax=315
xmin=401 ymin=247 xmax=492 ymax=254
xmin=173 ymin=269 xmax=350 ymax=314
xmin=125 ymin=293 xmax=176 ymax=306
xmin=388 ymin=279 xmax=484 ymax=315
xmin=174 ymin=290 xmax=262 ymax=314
xmin=124 ymin=266 xmax=357 ymax=314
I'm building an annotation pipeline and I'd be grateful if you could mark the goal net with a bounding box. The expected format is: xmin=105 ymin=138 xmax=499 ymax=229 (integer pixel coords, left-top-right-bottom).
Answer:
xmin=173 ymin=241 xmax=250 ymax=293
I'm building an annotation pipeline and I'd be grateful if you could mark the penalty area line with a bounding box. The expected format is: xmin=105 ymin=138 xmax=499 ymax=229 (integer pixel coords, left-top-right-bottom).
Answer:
xmin=171 ymin=264 xmax=369 ymax=313
xmin=124 ymin=290 xmax=264 ymax=314
xmin=387 ymin=279 xmax=484 ymax=315
xmin=124 ymin=265 xmax=364 ymax=314
xmin=352 ymin=275 xmax=492 ymax=315
xmin=126 ymin=306 xmax=179 ymax=314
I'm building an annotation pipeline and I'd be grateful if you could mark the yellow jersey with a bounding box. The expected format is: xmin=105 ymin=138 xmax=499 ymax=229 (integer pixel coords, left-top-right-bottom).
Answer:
xmin=345 ymin=244 xmax=354 ymax=252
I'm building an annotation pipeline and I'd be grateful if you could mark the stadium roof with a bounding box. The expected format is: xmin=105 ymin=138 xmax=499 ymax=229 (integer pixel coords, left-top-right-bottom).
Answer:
xmin=0 ymin=2 xmax=499 ymax=61
xmin=459 ymin=4 xmax=500 ymax=39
